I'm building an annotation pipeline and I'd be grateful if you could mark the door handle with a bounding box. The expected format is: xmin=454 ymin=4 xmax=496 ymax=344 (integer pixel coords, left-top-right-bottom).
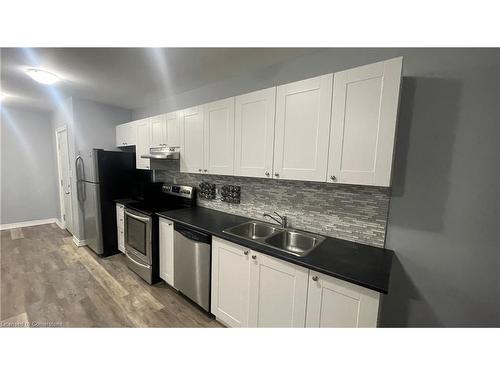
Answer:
xmin=125 ymin=210 xmax=151 ymax=223
xmin=126 ymin=253 xmax=151 ymax=269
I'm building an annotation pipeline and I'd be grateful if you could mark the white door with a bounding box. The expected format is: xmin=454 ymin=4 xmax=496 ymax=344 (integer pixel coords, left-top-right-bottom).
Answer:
xmin=204 ymin=98 xmax=235 ymax=175
xmin=159 ymin=218 xmax=175 ymax=287
xmin=180 ymin=106 xmax=204 ymax=173
xmin=211 ymin=238 xmax=251 ymax=327
xmin=248 ymin=252 xmax=308 ymax=327
xmin=305 ymin=271 xmax=380 ymax=328
xmin=234 ymin=87 xmax=276 ymax=178
xmin=150 ymin=115 xmax=167 ymax=147
xmin=166 ymin=111 xmax=180 ymax=147
xmin=274 ymin=74 xmax=333 ymax=182
xmin=328 ymin=57 xmax=403 ymax=187
xmin=136 ymin=119 xmax=151 ymax=170
xmin=56 ymin=128 xmax=73 ymax=234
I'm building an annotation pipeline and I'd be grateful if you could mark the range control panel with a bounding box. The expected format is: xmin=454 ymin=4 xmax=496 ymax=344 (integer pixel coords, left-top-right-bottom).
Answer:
xmin=162 ymin=184 xmax=195 ymax=199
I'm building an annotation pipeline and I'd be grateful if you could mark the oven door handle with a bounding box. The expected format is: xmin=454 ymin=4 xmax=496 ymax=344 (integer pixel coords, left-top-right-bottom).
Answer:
xmin=126 ymin=253 xmax=151 ymax=269
xmin=125 ymin=210 xmax=150 ymax=223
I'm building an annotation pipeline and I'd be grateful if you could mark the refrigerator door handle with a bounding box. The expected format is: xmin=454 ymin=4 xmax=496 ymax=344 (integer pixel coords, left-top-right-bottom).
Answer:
xmin=75 ymin=155 xmax=86 ymax=202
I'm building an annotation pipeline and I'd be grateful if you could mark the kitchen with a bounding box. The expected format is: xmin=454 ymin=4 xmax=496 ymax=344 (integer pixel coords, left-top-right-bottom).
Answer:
xmin=1 ymin=14 xmax=499 ymax=373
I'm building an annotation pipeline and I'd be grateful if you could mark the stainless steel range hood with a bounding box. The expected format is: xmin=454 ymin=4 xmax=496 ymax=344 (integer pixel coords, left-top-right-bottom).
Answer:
xmin=141 ymin=146 xmax=180 ymax=160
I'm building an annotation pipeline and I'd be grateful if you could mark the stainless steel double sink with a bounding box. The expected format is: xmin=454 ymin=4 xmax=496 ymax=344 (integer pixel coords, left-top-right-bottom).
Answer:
xmin=222 ymin=221 xmax=325 ymax=257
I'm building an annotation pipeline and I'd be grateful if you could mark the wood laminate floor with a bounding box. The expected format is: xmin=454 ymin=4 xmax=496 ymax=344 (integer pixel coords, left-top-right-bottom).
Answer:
xmin=0 ymin=224 xmax=222 ymax=328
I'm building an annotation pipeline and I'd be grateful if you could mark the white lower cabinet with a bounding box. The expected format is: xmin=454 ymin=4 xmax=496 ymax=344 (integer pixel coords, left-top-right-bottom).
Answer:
xmin=211 ymin=238 xmax=251 ymax=327
xmin=305 ymin=271 xmax=380 ymax=327
xmin=248 ymin=251 xmax=309 ymax=327
xmin=159 ymin=218 xmax=175 ymax=287
xmin=116 ymin=203 xmax=125 ymax=253
xmin=211 ymin=236 xmax=381 ymax=328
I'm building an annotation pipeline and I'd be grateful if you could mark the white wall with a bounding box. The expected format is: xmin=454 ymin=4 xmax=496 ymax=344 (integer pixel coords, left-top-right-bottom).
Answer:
xmin=52 ymin=97 xmax=131 ymax=241
xmin=1 ymin=105 xmax=60 ymax=225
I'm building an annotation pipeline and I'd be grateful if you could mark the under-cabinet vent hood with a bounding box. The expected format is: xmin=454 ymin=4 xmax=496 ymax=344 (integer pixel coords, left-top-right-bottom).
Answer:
xmin=141 ymin=146 xmax=180 ymax=160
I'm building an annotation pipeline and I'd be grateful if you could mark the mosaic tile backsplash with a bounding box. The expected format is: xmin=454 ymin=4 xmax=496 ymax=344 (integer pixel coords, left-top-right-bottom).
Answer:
xmin=154 ymin=168 xmax=391 ymax=248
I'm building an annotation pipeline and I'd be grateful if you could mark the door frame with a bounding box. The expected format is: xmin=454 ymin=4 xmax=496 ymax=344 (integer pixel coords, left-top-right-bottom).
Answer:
xmin=55 ymin=126 xmax=73 ymax=233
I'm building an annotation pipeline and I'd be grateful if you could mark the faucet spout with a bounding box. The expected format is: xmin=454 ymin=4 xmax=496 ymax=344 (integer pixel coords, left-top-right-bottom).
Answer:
xmin=263 ymin=212 xmax=288 ymax=228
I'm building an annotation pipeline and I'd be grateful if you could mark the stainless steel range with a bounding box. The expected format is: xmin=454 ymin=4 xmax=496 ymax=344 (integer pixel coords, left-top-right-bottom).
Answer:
xmin=124 ymin=183 xmax=195 ymax=284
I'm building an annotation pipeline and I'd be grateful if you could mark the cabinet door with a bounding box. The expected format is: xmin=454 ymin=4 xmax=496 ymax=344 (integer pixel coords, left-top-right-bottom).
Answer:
xmin=306 ymin=271 xmax=380 ymax=327
xmin=180 ymin=106 xmax=204 ymax=173
xmin=136 ymin=119 xmax=151 ymax=170
xmin=166 ymin=111 xmax=180 ymax=147
xmin=274 ymin=74 xmax=333 ymax=182
xmin=116 ymin=204 xmax=125 ymax=253
xmin=234 ymin=87 xmax=276 ymax=178
xmin=204 ymin=98 xmax=235 ymax=175
xmin=124 ymin=122 xmax=137 ymax=146
xmin=150 ymin=114 xmax=167 ymax=147
xmin=211 ymin=237 xmax=251 ymax=327
xmin=159 ymin=218 xmax=175 ymax=287
xmin=117 ymin=228 xmax=125 ymax=253
xmin=328 ymin=57 xmax=402 ymax=187
xmin=116 ymin=124 xmax=125 ymax=147
xmin=248 ymin=252 xmax=308 ymax=327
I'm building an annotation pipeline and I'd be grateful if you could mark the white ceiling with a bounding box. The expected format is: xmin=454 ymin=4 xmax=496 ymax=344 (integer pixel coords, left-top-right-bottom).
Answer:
xmin=1 ymin=48 xmax=315 ymax=112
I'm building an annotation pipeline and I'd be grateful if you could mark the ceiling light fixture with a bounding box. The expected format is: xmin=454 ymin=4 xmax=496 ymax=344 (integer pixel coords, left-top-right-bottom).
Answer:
xmin=25 ymin=68 xmax=60 ymax=85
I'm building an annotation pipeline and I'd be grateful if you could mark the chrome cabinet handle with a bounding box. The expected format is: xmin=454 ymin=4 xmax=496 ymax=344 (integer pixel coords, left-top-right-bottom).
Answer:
xmin=244 ymin=250 xmax=249 ymax=255
xmin=312 ymin=275 xmax=319 ymax=281
xmin=252 ymin=255 xmax=257 ymax=260
xmin=198 ymin=169 xmax=202 ymax=172
xmin=204 ymin=169 xmax=208 ymax=173
xmin=330 ymin=175 xmax=336 ymax=181
xmin=274 ymin=173 xmax=279 ymax=177
xmin=265 ymin=171 xmax=270 ymax=177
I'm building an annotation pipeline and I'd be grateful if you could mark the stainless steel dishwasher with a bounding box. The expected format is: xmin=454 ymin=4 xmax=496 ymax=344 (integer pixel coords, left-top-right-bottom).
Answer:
xmin=174 ymin=223 xmax=211 ymax=312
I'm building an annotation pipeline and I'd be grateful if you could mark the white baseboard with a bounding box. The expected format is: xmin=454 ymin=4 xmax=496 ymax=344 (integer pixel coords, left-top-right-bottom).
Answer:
xmin=0 ymin=218 xmax=58 ymax=230
xmin=55 ymin=219 xmax=65 ymax=229
xmin=72 ymin=236 xmax=87 ymax=247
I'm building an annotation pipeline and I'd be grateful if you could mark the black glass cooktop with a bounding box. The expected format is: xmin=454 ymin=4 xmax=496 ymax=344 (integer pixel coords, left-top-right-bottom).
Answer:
xmin=125 ymin=200 xmax=184 ymax=216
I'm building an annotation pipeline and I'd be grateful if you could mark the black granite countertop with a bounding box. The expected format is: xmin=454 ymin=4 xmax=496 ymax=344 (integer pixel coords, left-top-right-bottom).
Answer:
xmin=114 ymin=198 xmax=140 ymax=205
xmin=157 ymin=206 xmax=393 ymax=294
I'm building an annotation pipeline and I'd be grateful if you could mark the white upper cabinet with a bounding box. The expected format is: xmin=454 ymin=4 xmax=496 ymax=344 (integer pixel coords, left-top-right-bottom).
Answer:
xmin=211 ymin=238 xmax=251 ymax=327
xmin=306 ymin=271 xmax=380 ymax=327
xmin=150 ymin=114 xmax=167 ymax=147
xmin=136 ymin=119 xmax=151 ymax=170
xmin=328 ymin=57 xmax=403 ymax=187
xmin=248 ymin=251 xmax=309 ymax=327
xmin=203 ymin=98 xmax=235 ymax=176
xmin=274 ymin=74 xmax=333 ymax=182
xmin=116 ymin=121 xmax=137 ymax=147
xmin=234 ymin=87 xmax=276 ymax=179
xmin=165 ymin=111 xmax=180 ymax=147
xmin=180 ymin=106 xmax=204 ymax=173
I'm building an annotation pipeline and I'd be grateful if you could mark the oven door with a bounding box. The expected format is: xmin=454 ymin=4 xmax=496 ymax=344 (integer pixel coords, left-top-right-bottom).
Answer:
xmin=124 ymin=209 xmax=152 ymax=265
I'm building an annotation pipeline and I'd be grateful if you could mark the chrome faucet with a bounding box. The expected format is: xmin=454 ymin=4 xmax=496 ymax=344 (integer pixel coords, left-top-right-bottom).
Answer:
xmin=263 ymin=211 xmax=288 ymax=228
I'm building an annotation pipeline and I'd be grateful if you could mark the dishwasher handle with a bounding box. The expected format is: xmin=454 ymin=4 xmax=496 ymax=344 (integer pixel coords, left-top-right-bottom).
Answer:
xmin=175 ymin=224 xmax=211 ymax=244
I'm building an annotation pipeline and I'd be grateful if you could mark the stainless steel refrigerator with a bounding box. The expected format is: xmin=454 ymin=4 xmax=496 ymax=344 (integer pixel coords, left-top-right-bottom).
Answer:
xmin=75 ymin=149 xmax=151 ymax=256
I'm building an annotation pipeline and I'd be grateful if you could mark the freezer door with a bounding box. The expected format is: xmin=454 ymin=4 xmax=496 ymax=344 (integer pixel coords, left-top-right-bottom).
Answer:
xmin=76 ymin=149 xmax=99 ymax=183
xmin=83 ymin=181 xmax=103 ymax=255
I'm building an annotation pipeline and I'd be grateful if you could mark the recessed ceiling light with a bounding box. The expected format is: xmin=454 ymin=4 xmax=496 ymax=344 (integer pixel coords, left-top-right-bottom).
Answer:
xmin=25 ymin=68 xmax=60 ymax=85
